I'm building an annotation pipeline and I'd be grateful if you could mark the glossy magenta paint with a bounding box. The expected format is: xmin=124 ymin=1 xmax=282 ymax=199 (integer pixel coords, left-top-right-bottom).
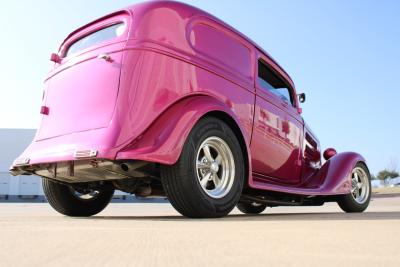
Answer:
xmin=11 ymin=1 xmax=368 ymax=197
xmin=323 ymin=148 xmax=338 ymax=160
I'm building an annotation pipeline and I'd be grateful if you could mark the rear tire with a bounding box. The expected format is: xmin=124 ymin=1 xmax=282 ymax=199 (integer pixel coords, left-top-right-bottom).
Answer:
xmin=237 ymin=202 xmax=267 ymax=214
xmin=337 ymin=163 xmax=371 ymax=213
xmin=42 ymin=178 xmax=114 ymax=217
xmin=161 ymin=117 xmax=245 ymax=218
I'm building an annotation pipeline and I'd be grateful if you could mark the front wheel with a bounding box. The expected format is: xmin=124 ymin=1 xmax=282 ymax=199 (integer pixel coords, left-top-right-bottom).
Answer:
xmin=161 ymin=117 xmax=245 ymax=218
xmin=337 ymin=163 xmax=371 ymax=213
xmin=237 ymin=202 xmax=267 ymax=214
xmin=43 ymin=178 xmax=114 ymax=217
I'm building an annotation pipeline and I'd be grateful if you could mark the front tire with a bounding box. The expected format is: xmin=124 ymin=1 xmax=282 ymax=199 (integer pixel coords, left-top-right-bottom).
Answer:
xmin=43 ymin=178 xmax=114 ymax=217
xmin=337 ymin=163 xmax=371 ymax=213
xmin=161 ymin=117 xmax=245 ymax=218
xmin=237 ymin=202 xmax=267 ymax=214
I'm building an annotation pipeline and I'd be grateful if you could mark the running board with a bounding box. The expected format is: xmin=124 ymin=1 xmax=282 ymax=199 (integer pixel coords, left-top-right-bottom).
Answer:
xmin=240 ymin=194 xmax=303 ymax=206
xmin=250 ymin=180 xmax=332 ymax=196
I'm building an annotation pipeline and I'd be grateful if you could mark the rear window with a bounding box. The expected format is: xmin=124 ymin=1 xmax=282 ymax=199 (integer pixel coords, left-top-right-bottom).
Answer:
xmin=66 ymin=23 xmax=126 ymax=57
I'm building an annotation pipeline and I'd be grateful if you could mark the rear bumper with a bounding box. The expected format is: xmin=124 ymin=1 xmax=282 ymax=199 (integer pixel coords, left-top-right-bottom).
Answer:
xmin=10 ymin=159 xmax=146 ymax=183
xmin=10 ymin=127 xmax=124 ymax=174
xmin=9 ymin=159 xmax=149 ymax=183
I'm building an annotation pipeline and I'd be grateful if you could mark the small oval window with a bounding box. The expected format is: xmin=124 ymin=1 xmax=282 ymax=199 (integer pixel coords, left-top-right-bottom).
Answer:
xmin=66 ymin=23 xmax=126 ymax=57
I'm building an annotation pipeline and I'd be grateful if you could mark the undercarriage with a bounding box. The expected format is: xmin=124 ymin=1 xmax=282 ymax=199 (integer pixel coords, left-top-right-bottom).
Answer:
xmin=11 ymin=159 xmax=164 ymax=198
xmin=11 ymin=159 xmax=338 ymax=206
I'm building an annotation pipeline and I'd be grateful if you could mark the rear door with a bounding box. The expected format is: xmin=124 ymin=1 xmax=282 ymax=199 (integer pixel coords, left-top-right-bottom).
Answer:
xmin=36 ymin=13 xmax=130 ymax=140
xmin=251 ymin=55 xmax=303 ymax=184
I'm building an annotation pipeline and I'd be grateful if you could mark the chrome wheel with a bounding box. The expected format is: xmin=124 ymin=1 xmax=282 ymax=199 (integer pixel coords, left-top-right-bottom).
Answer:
xmin=70 ymin=188 xmax=100 ymax=201
xmin=196 ymin=136 xmax=235 ymax=199
xmin=250 ymin=202 xmax=263 ymax=207
xmin=350 ymin=167 xmax=370 ymax=204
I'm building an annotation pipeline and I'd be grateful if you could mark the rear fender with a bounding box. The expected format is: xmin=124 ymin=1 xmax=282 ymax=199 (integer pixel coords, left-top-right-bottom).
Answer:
xmin=116 ymin=95 xmax=252 ymax=169
xmin=314 ymin=152 xmax=367 ymax=195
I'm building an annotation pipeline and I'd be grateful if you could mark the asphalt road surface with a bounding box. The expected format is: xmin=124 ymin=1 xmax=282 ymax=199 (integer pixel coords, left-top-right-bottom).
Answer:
xmin=0 ymin=197 xmax=399 ymax=267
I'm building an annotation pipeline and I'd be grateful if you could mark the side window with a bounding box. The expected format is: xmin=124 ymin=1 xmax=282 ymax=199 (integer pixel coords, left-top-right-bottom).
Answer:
xmin=258 ymin=60 xmax=294 ymax=106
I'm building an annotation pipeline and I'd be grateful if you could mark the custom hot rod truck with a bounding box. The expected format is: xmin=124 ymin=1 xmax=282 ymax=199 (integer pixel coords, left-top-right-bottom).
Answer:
xmin=10 ymin=1 xmax=371 ymax=218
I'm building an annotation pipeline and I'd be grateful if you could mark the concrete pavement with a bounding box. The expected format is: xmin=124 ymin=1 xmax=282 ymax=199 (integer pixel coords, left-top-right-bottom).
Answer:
xmin=0 ymin=197 xmax=399 ymax=266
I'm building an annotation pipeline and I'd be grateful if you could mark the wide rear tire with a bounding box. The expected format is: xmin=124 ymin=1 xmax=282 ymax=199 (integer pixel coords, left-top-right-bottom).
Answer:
xmin=161 ymin=117 xmax=245 ymax=218
xmin=43 ymin=178 xmax=114 ymax=217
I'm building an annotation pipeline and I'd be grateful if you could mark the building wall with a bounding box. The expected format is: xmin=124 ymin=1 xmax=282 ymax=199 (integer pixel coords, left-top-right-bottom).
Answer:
xmin=0 ymin=172 xmax=43 ymax=197
xmin=0 ymin=129 xmax=40 ymax=198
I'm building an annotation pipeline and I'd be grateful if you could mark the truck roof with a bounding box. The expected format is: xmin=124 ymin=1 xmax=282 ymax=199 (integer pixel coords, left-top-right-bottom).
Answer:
xmin=62 ymin=0 xmax=294 ymax=86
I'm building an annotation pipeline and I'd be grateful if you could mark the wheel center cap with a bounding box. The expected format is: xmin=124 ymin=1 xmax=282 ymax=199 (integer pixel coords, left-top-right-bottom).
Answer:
xmin=210 ymin=162 xmax=219 ymax=173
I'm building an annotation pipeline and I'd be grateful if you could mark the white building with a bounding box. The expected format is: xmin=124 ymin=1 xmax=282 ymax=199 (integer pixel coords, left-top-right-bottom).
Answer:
xmin=0 ymin=128 xmax=41 ymax=199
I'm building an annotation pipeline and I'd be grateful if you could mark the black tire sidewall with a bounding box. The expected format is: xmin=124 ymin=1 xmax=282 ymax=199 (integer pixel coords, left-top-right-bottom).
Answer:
xmin=179 ymin=117 xmax=245 ymax=215
xmin=237 ymin=202 xmax=267 ymax=214
xmin=43 ymin=179 xmax=114 ymax=216
xmin=338 ymin=162 xmax=371 ymax=212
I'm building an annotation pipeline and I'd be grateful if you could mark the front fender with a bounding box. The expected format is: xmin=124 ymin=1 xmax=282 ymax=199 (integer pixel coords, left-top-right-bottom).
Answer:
xmin=249 ymin=152 xmax=367 ymax=196
xmin=116 ymin=95 xmax=252 ymax=167
xmin=315 ymin=152 xmax=367 ymax=195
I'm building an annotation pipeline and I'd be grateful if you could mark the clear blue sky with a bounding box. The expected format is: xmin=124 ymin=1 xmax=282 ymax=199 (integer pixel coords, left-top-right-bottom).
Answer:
xmin=0 ymin=0 xmax=399 ymax=175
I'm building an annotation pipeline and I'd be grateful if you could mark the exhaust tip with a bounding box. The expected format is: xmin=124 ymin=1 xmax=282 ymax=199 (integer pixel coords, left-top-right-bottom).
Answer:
xmin=120 ymin=163 xmax=129 ymax=172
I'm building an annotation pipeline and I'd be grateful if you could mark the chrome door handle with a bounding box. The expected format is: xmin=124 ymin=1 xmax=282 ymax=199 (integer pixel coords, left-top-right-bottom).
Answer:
xmin=97 ymin=53 xmax=113 ymax=62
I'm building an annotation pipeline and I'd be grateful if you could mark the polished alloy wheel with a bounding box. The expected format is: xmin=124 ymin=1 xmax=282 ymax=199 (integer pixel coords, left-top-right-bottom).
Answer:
xmin=250 ymin=202 xmax=263 ymax=207
xmin=350 ymin=167 xmax=370 ymax=204
xmin=196 ymin=136 xmax=235 ymax=199
xmin=70 ymin=188 xmax=100 ymax=201
xmin=161 ymin=117 xmax=244 ymax=217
